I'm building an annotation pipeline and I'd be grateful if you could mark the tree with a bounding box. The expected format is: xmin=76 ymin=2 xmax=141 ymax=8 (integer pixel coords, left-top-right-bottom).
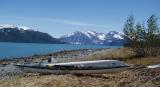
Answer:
xmin=123 ymin=15 xmax=136 ymax=47
xmin=123 ymin=15 xmax=160 ymax=57
xmin=145 ymin=15 xmax=160 ymax=56
xmin=147 ymin=15 xmax=160 ymax=47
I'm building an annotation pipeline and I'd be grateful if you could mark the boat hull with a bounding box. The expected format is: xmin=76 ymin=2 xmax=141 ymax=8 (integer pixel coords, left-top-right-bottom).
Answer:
xmin=16 ymin=66 xmax=128 ymax=74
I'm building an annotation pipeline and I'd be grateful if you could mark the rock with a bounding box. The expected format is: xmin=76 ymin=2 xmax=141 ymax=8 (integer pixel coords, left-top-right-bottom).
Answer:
xmin=0 ymin=65 xmax=23 ymax=80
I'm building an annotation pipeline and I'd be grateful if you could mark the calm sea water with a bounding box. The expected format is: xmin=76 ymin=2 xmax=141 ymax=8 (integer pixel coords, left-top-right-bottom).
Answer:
xmin=0 ymin=42 xmax=121 ymax=59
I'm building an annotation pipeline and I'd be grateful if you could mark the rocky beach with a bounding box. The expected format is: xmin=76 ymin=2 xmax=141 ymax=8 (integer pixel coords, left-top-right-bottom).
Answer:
xmin=0 ymin=48 xmax=107 ymax=80
xmin=0 ymin=48 xmax=160 ymax=87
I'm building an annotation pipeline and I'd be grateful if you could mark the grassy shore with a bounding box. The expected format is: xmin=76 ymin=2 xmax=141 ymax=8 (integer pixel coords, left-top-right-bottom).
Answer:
xmin=1 ymin=67 xmax=160 ymax=87
xmin=0 ymin=48 xmax=160 ymax=87
xmin=66 ymin=48 xmax=160 ymax=65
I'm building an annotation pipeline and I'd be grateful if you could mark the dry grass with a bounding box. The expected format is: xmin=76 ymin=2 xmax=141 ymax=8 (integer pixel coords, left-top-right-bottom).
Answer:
xmin=1 ymin=68 xmax=160 ymax=87
xmin=81 ymin=48 xmax=136 ymax=60
xmin=125 ymin=56 xmax=160 ymax=65
xmin=0 ymin=74 xmax=109 ymax=87
xmin=63 ymin=48 xmax=135 ymax=62
xmin=69 ymin=47 xmax=160 ymax=65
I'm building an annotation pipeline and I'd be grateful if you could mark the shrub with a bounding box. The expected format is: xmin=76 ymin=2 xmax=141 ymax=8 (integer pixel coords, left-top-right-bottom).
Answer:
xmin=123 ymin=15 xmax=160 ymax=57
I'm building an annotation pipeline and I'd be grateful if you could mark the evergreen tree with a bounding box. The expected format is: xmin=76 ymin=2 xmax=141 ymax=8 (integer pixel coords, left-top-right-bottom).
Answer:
xmin=123 ymin=15 xmax=136 ymax=46
xmin=147 ymin=15 xmax=159 ymax=47
xmin=123 ymin=14 xmax=160 ymax=57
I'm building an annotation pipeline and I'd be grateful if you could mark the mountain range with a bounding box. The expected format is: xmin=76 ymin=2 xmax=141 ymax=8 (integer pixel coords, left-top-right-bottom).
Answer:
xmin=0 ymin=24 xmax=124 ymax=45
xmin=60 ymin=31 xmax=124 ymax=46
xmin=0 ymin=24 xmax=64 ymax=44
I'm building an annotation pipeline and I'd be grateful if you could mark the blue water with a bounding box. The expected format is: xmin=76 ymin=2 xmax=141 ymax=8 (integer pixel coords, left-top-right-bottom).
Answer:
xmin=0 ymin=42 xmax=121 ymax=59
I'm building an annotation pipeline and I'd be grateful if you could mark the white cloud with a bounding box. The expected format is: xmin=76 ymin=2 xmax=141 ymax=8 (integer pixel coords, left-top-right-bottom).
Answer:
xmin=0 ymin=16 xmax=118 ymax=29
xmin=41 ymin=18 xmax=113 ymax=28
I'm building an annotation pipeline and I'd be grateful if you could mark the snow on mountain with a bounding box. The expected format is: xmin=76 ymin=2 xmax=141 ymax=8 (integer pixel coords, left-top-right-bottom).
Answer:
xmin=113 ymin=34 xmax=123 ymax=39
xmin=98 ymin=33 xmax=106 ymax=40
xmin=87 ymin=31 xmax=96 ymax=36
xmin=0 ymin=24 xmax=32 ymax=30
xmin=106 ymin=31 xmax=124 ymax=40
xmin=84 ymin=31 xmax=97 ymax=38
xmin=84 ymin=32 xmax=92 ymax=38
xmin=18 ymin=26 xmax=31 ymax=30
xmin=60 ymin=31 xmax=99 ymax=45
xmin=0 ymin=24 xmax=16 ymax=29
xmin=60 ymin=31 xmax=124 ymax=45
xmin=62 ymin=31 xmax=97 ymax=38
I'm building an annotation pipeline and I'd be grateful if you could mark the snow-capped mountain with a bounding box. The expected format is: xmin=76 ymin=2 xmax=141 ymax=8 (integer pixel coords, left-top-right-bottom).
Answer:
xmin=60 ymin=31 xmax=101 ymax=45
xmin=60 ymin=31 xmax=124 ymax=46
xmin=103 ymin=31 xmax=124 ymax=45
xmin=0 ymin=24 xmax=32 ymax=30
xmin=0 ymin=24 xmax=65 ymax=44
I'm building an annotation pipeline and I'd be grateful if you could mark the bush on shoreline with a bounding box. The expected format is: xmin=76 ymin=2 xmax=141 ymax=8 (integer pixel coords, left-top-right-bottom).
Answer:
xmin=123 ymin=15 xmax=160 ymax=57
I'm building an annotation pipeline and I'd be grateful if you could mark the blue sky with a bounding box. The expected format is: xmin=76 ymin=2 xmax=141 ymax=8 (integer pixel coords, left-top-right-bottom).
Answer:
xmin=0 ymin=0 xmax=160 ymax=37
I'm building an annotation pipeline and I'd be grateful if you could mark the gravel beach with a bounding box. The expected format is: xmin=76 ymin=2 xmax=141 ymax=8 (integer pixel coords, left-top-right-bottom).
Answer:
xmin=0 ymin=65 xmax=23 ymax=80
xmin=0 ymin=48 xmax=107 ymax=80
xmin=0 ymin=48 xmax=160 ymax=87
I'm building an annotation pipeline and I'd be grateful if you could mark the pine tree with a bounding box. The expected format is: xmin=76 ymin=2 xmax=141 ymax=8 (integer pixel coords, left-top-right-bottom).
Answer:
xmin=123 ymin=14 xmax=160 ymax=57
xmin=147 ymin=15 xmax=159 ymax=47
xmin=123 ymin=15 xmax=136 ymax=47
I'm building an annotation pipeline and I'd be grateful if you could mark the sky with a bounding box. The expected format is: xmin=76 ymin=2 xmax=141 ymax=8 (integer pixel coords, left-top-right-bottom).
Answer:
xmin=0 ymin=0 xmax=160 ymax=37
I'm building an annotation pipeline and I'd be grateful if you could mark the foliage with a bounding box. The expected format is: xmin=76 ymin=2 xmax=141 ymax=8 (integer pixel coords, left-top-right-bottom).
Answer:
xmin=123 ymin=15 xmax=160 ymax=57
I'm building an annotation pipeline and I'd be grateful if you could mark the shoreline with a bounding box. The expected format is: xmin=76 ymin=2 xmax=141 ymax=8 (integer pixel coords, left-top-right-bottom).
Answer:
xmin=0 ymin=48 xmax=160 ymax=87
xmin=0 ymin=48 xmax=109 ymax=65
xmin=0 ymin=48 xmax=110 ymax=80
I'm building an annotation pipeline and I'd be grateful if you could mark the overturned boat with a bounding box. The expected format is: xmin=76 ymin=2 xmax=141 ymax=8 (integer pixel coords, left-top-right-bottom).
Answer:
xmin=15 ymin=60 xmax=129 ymax=74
